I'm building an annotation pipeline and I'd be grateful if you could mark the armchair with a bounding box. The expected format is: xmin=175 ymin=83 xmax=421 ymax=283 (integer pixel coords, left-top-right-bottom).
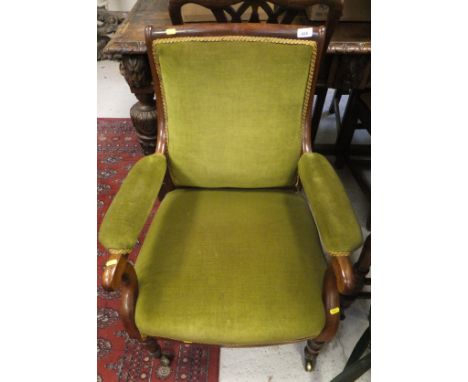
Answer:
xmin=99 ymin=23 xmax=362 ymax=372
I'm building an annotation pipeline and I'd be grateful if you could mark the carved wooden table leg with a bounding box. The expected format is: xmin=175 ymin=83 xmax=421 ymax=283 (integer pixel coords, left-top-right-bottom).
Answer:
xmin=119 ymin=54 xmax=157 ymax=155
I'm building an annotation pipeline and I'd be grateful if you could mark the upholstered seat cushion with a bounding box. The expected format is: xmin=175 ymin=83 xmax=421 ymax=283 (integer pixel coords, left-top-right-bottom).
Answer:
xmin=134 ymin=188 xmax=327 ymax=346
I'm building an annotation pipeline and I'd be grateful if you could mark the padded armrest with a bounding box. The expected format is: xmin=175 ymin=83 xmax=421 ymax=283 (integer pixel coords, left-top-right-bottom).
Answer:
xmin=298 ymin=153 xmax=362 ymax=256
xmin=99 ymin=154 xmax=167 ymax=253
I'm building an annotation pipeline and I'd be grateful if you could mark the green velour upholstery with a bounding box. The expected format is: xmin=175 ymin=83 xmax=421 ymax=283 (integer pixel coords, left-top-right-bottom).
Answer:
xmin=154 ymin=39 xmax=316 ymax=188
xmin=99 ymin=154 xmax=166 ymax=252
xmin=134 ymin=189 xmax=326 ymax=346
xmin=298 ymin=153 xmax=363 ymax=255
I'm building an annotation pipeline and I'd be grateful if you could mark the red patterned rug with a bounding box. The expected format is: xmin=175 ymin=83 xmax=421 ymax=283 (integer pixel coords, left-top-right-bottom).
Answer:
xmin=97 ymin=118 xmax=220 ymax=382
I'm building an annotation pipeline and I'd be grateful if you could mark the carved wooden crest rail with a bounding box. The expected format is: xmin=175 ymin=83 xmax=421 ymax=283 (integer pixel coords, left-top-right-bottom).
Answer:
xmin=169 ymin=0 xmax=343 ymax=47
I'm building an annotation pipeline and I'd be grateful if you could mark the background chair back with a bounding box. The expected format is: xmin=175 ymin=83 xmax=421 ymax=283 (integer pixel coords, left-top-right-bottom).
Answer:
xmin=168 ymin=0 xmax=342 ymax=49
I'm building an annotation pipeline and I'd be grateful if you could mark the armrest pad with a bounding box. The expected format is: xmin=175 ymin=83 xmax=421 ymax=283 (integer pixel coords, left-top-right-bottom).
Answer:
xmin=298 ymin=153 xmax=362 ymax=255
xmin=99 ymin=154 xmax=167 ymax=252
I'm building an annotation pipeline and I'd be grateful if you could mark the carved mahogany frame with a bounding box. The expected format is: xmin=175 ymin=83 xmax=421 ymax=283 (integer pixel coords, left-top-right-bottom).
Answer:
xmin=101 ymin=22 xmax=357 ymax=371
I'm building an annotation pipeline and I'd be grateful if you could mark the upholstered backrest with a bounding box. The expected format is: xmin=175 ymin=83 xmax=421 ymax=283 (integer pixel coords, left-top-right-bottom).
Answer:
xmin=148 ymin=26 xmax=322 ymax=188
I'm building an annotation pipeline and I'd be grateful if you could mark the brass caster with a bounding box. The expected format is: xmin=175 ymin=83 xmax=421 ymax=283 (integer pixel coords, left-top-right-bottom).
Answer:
xmin=304 ymin=344 xmax=316 ymax=372
xmin=156 ymin=353 xmax=173 ymax=379
xmin=160 ymin=353 xmax=172 ymax=366
xmin=156 ymin=364 xmax=171 ymax=379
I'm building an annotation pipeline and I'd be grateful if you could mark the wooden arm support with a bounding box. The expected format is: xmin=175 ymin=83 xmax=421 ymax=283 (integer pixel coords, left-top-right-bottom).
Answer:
xmin=102 ymin=253 xmax=128 ymax=291
xmin=102 ymin=253 xmax=142 ymax=340
xmin=314 ymin=266 xmax=340 ymax=342
xmin=330 ymin=255 xmax=356 ymax=296
xmin=314 ymin=254 xmax=357 ymax=343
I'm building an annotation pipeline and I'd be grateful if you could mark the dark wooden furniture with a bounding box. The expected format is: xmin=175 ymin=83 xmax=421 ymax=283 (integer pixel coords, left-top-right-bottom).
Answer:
xmin=332 ymin=234 xmax=371 ymax=380
xmin=335 ymin=90 xmax=370 ymax=164
xmin=335 ymin=90 xmax=370 ymax=228
xmin=103 ymin=0 xmax=371 ymax=154
xmin=331 ymin=309 xmax=370 ymax=381
xmin=340 ymin=234 xmax=370 ymax=316
xmin=168 ymin=0 xmax=343 ymax=47
xmin=97 ymin=7 xmax=127 ymax=60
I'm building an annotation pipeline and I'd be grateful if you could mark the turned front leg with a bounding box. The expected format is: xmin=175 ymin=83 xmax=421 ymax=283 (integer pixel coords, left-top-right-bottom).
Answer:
xmin=102 ymin=253 xmax=142 ymax=339
xmin=304 ymin=267 xmax=341 ymax=372
xmin=102 ymin=253 xmax=164 ymax=359
xmin=304 ymin=339 xmax=324 ymax=371
xmin=119 ymin=54 xmax=157 ymax=155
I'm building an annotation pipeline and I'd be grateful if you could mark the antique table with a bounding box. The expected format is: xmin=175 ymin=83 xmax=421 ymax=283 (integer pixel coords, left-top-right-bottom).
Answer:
xmin=103 ymin=0 xmax=371 ymax=154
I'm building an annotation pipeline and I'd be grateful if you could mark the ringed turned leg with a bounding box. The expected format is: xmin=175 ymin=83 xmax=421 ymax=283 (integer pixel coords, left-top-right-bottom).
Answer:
xmin=143 ymin=336 xmax=174 ymax=366
xmin=143 ymin=336 xmax=162 ymax=358
xmin=304 ymin=267 xmax=341 ymax=371
xmin=304 ymin=339 xmax=324 ymax=371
